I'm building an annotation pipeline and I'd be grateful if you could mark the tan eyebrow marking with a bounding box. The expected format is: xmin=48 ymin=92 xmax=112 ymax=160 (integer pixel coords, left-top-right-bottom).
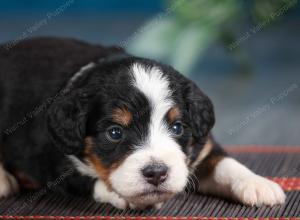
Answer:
xmin=167 ymin=106 xmax=181 ymax=123
xmin=112 ymin=107 xmax=133 ymax=126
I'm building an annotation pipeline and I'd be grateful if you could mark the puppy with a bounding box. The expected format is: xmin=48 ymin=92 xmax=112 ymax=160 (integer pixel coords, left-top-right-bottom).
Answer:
xmin=0 ymin=37 xmax=285 ymax=209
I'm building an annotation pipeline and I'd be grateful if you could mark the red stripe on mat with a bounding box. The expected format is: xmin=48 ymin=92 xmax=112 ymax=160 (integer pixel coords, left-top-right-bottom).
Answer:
xmin=270 ymin=177 xmax=300 ymax=191
xmin=225 ymin=146 xmax=300 ymax=153
xmin=1 ymin=216 xmax=300 ymax=219
xmin=0 ymin=217 xmax=299 ymax=219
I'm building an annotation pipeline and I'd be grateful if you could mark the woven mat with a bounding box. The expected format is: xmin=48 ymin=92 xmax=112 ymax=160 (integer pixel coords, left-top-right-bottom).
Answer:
xmin=0 ymin=146 xmax=299 ymax=219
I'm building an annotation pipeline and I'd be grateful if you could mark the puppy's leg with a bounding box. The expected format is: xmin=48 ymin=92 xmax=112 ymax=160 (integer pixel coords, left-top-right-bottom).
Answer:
xmin=0 ymin=163 xmax=19 ymax=198
xmin=192 ymin=138 xmax=285 ymax=206
xmin=93 ymin=180 xmax=127 ymax=209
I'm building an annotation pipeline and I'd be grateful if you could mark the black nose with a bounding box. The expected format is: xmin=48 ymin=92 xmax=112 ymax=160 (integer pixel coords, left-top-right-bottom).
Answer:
xmin=142 ymin=163 xmax=168 ymax=186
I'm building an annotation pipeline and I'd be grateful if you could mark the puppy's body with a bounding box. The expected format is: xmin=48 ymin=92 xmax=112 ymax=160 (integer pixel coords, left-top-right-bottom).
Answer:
xmin=0 ymin=38 xmax=285 ymax=209
xmin=0 ymin=38 xmax=120 ymax=195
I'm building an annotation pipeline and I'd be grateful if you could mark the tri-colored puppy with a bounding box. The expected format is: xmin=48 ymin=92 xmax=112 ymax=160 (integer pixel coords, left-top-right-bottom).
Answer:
xmin=0 ymin=38 xmax=285 ymax=209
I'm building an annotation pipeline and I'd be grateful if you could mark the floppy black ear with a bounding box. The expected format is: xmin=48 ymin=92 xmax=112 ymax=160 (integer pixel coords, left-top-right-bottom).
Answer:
xmin=46 ymin=94 xmax=87 ymax=155
xmin=184 ymin=81 xmax=215 ymax=142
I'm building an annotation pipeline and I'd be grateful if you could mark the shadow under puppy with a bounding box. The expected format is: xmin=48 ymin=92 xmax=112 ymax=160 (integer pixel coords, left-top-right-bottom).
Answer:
xmin=0 ymin=37 xmax=285 ymax=209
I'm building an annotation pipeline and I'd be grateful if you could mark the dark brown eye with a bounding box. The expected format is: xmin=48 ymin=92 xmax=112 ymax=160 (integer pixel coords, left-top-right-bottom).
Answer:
xmin=170 ymin=121 xmax=184 ymax=137
xmin=106 ymin=125 xmax=123 ymax=142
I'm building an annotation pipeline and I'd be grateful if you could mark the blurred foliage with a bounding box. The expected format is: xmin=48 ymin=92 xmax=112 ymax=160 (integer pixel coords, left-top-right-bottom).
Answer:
xmin=127 ymin=0 xmax=297 ymax=75
xmin=253 ymin=0 xmax=291 ymax=22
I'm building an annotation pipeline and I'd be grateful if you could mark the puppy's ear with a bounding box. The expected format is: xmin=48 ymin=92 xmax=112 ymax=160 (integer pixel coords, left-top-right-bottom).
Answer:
xmin=46 ymin=94 xmax=87 ymax=155
xmin=184 ymin=81 xmax=215 ymax=142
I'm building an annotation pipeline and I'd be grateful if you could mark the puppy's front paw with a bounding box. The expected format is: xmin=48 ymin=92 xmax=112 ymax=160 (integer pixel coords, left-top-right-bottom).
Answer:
xmin=154 ymin=202 xmax=164 ymax=210
xmin=0 ymin=168 xmax=19 ymax=198
xmin=129 ymin=202 xmax=164 ymax=210
xmin=104 ymin=193 xmax=127 ymax=210
xmin=232 ymin=175 xmax=286 ymax=206
xmin=93 ymin=180 xmax=127 ymax=209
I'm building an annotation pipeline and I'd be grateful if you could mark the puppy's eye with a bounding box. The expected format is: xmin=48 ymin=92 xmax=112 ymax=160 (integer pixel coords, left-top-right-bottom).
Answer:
xmin=170 ymin=121 xmax=184 ymax=137
xmin=106 ymin=125 xmax=123 ymax=142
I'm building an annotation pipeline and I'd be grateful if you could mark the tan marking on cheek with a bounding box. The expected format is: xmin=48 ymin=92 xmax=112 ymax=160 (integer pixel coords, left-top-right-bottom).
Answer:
xmin=201 ymin=154 xmax=225 ymax=179
xmin=84 ymin=137 xmax=126 ymax=190
xmin=112 ymin=107 xmax=133 ymax=126
xmin=194 ymin=142 xmax=226 ymax=179
xmin=191 ymin=137 xmax=214 ymax=168
xmin=167 ymin=106 xmax=181 ymax=123
xmin=208 ymin=155 xmax=225 ymax=170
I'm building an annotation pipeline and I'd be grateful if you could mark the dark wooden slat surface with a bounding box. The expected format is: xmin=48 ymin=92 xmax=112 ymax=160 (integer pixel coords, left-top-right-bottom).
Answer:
xmin=0 ymin=152 xmax=299 ymax=217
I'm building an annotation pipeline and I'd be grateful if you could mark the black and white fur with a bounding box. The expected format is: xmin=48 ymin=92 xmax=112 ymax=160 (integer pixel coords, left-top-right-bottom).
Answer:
xmin=0 ymin=37 xmax=285 ymax=209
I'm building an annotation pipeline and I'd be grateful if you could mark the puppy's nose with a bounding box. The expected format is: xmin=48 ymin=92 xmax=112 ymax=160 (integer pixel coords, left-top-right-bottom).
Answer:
xmin=142 ymin=163 xmax=168 ymax=186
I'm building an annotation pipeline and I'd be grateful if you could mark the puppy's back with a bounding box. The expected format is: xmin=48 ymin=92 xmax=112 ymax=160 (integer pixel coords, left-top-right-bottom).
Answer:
xmin=0 ymin=37 xmax=122 ymax=132
xmin=0 ymin=38 xmax=124 ymax=185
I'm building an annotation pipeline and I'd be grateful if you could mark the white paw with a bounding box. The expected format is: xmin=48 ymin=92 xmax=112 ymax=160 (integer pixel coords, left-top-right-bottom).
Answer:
xmin=93 ymin=180 xmax=127 ymax=209
xmin=104 ymin=193 xmax=127 ymax=209
xmin=129 ymin=202 xmax=164 ymax=210
xmin=129 ymin=203 xmax=138 ymax=209
xmin=154 ymin=202 xmax=164 ymax=210
xmin=232 ymin=175 xmax=286 ymax=206
xmin=95 ymin=189 xmax=127 ymax=209
xmin=0 ymin=169 xmax=19 ymax=198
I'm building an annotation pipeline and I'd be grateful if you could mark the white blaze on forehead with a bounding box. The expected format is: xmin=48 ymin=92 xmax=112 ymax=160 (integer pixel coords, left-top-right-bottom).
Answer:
xmin=131 ymin=63 xmax=173 ymax=145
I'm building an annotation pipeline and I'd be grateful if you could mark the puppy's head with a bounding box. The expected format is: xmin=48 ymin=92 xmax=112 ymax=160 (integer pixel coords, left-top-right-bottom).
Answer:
xmin=47 ymin=57 xmax=215 ymax=206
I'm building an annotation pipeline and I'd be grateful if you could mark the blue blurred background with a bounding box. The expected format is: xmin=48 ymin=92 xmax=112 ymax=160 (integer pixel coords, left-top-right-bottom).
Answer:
xmin=1 ymin=0 xmax=299 ymax=146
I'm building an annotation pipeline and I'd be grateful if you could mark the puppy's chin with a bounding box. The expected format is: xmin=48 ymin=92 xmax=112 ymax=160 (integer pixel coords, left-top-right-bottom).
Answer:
xmin=121 ymin=190 xmax=176 ymax=206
